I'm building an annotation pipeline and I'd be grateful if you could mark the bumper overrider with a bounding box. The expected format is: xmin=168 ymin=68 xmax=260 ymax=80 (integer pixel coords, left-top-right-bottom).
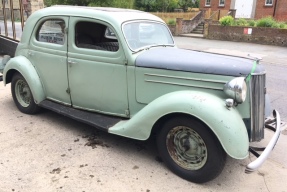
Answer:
xmin=245 ymin=110 xmax=282 ymax=173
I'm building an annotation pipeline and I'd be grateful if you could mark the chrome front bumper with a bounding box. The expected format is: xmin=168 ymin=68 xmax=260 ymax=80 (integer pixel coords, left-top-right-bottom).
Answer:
xmin=245 ymin=110 xmax=282 ymax=173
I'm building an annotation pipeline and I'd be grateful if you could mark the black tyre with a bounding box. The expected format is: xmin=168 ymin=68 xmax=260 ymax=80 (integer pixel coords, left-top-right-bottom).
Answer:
xmin=11 ymin=73 xmax=40 ymax=114
xmin=157 ymin=116 xmax=226 ymax=183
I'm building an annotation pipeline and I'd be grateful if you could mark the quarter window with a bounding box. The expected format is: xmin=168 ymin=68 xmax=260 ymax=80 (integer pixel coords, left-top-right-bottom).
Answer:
xmin=219 ymin=0 xmax=225 ymax=6
xmin=265 ymin=0 xmax=273 ymax=5
xmin=37 ymin=19 xmax=65 ymax=45
xmin=205 ymin=0 xmax=211 ymax=6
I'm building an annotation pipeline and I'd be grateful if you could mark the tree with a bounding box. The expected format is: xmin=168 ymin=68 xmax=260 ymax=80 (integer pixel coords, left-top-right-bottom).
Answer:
xmin=44 ymin=0 xmax=128 ymax=7
xmin=156 ymin=0 xmax=179 ymax=12
xmin=135 ymin=0 xmax=157 ymax=12
xmin=178 ymin=0 xmax=199 ymax=12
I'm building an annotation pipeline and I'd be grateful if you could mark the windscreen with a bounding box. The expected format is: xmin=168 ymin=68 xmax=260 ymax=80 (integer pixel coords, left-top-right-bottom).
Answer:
xmin=122 ymin=21 xmax=174 ymax=51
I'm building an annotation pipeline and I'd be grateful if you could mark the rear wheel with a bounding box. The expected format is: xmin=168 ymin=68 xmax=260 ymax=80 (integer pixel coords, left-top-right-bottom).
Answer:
xmin=157 ymin=116 xmax=226 ymax=183
xmin=11 ymin=73 xmax=40 ymax=114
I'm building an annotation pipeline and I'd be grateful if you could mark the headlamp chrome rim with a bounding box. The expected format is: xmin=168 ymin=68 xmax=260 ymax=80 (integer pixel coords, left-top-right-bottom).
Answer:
xmin=223 ymin=77 xmax=247 ymax=104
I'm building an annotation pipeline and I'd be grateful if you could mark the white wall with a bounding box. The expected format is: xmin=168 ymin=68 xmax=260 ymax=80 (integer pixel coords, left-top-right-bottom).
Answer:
xmin=234 ymin=0 xmax=255 ymax=18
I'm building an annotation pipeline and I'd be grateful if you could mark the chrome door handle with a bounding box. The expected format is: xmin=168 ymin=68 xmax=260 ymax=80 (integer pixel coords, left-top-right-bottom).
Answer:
xmin=68 ymin=60 xmax=77 ymax=67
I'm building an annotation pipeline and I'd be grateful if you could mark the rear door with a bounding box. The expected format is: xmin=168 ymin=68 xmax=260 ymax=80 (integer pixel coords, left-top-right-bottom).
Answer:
xmin=29 ymin=16 xmax=71 ymax=105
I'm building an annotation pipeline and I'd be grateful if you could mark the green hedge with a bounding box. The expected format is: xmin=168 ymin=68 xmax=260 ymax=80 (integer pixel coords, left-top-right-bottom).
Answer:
xmin=219 ymin=16 xmax=287 ymax=29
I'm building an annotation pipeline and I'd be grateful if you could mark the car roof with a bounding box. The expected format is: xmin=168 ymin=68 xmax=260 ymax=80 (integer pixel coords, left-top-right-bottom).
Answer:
xmin=31 ymin=5 xmax=163 ymax=24
xmin=19 ymin=5 xmax=164 ymax=46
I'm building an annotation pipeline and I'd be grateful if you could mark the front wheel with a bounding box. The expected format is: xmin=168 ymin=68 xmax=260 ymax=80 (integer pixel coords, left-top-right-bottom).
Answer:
xmin=11 ymin=73 xmax=40 ymax=114
xmin=157 ymin=116 xmax=226 ymax=183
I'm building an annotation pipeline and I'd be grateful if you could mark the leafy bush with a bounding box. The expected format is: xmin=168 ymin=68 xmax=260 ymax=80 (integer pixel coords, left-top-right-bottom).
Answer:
xmin=247 ymin=20 xmax=256 ymax=27
xmin=272 ymin=23 xmax=280 ymax=28
xmin=220 ymin=16 xmax=286 ymax=29
xmin=278 ymin=22 xmax=287 ymax=29
xmin=167 ymin=19 xmax=176 ymax=25
xmin=219 ymin=16 xmax=234 ymax=26
xmin=256 ymin=17 xmax=277 ymax=28
xmin=235 ymin=18 xmax=248 ymax=26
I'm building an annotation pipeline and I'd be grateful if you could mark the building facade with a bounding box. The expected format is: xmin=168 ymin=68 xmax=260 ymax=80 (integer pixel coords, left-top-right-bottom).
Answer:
xmin=199 ymin=0 xmax=287 ymax=20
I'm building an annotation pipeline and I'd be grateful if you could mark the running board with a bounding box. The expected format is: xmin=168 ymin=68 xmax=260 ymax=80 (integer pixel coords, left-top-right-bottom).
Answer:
xmin=39 ymin=100 xmax=125 ymax=132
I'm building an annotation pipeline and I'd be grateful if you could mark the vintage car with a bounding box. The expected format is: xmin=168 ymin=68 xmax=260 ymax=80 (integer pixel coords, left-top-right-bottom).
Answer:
xmin=0 ymin=6 xmax=282 ymax=183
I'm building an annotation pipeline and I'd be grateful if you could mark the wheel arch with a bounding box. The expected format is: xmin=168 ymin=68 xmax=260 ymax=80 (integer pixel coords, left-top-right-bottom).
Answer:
xmin=152 ymin=112 xmax=217 ymax=140
xmin=109 ymin=90 xmax=249 ymax=159
xmin=5 ymin=69 xmax=18 ymax=84
xmin=3 ymin=56 xmax=46 ymax=104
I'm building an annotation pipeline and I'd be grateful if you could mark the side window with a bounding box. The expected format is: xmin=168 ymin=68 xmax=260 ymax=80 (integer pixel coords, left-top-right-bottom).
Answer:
xmin=75 ymin=21 xmax=119 ymax=52
xmin=37 ymin=19 xmax=65 ymax=45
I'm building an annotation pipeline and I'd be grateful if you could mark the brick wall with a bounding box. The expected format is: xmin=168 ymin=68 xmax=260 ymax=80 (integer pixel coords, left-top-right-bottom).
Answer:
xmin=174 ymin=11 xmax=205 ymax=35
xmin=255 ymin=0 xmax=287 ymax=20
xmin=200 ymin=0 xmax=287 ymax=21
xmin=207 ymin=24 xmax=287 ymax=47
xmin=274 ymin=0 xmax=287 ymax=21
xmin=255 ymin=0 xmax=275 ymax=19
xmin=200 ymin=0 xmax=231 ymax=11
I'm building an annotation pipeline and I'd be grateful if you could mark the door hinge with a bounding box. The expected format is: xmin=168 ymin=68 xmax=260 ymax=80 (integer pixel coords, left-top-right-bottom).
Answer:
xmin=124 ymin=59 xmax=128 ymax=65
xmin=125 ymin=109 xmax=130 ymax=116
xmin=66 ymin=88 xmax=71 ymax=94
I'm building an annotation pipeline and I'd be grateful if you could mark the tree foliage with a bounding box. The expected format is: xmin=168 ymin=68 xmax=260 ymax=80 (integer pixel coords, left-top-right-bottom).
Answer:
xmin=44 ymin=0 xmax=199 ymax=12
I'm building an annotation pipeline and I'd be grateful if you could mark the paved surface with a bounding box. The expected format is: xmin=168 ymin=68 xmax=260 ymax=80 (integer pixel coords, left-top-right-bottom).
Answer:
xmin=0 ymin=38 xmax=287 ymax=192
xmin=174 ymin=37 xmax=287 ymax=66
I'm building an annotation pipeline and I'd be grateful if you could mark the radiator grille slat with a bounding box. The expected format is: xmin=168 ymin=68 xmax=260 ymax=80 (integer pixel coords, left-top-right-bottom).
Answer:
xmin=250 ymin=74 xmax=266 ymax=142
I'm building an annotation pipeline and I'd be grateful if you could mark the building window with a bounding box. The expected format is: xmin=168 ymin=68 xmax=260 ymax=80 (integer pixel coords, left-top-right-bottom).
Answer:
xmin=205 ymin=0 xmax=211 ymax=6
xmin=265 ymin=0 xmax=273 ymax=6
xmin=219 ymin=0 xmax=225 ymax=6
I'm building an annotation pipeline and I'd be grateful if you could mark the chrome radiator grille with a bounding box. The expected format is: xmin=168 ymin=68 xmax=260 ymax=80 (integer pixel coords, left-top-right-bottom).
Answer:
xmin=249 ymin=73 xmax=266 ymax=142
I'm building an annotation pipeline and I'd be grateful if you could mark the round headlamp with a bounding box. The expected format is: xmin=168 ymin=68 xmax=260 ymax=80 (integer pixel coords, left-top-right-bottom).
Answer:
xmin=223 ymin=77 xmax=247 ymax=104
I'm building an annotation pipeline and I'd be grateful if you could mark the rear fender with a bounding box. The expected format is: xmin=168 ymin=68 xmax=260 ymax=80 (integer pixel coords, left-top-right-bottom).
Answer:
xmin=109 ymin=90 xmax=249 ymax=159
xmin=3 ymin=56 xmax=45 ymax=104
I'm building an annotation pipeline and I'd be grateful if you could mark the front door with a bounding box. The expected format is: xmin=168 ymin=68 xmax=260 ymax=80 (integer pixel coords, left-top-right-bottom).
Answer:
xmin=67 ymin=17 xmax=129 ymax=117
xmin=29 ymin=16 xmax=71 ymax=105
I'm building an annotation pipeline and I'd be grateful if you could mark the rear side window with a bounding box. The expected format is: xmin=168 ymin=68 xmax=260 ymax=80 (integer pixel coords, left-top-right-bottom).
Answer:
xmin=36 ymin=19 xmax=65 ymax=45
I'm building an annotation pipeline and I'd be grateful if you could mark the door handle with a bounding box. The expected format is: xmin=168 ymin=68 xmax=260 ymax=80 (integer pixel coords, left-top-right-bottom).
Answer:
xmin=68 ymin=60 xmax=77 ymax=67
xmin=28 ymin=51 xmax=34 ymax=56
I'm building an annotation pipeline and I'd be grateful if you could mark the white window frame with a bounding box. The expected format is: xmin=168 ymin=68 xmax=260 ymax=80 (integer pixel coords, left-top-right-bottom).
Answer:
xmin=219 ymin=0 xmax=225 ymax=6
xmin=265 ymin=0 xmax=273 ymax=6
xmin=205 ymin=0 xmax=211 ymax=6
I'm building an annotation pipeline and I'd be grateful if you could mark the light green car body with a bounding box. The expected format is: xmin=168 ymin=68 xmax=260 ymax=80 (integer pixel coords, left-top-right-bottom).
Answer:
xmin=2 ymin=6 xmax=251 ymax=160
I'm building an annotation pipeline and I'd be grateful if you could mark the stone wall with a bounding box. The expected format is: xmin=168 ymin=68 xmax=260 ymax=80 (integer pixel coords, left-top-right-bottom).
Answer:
xmin=207 ymin=24 xmax=287 ymax=47
xmin=174 ymin=11 xmax=205 ymax=35
xmin=168 ymin=25 xmax=176 ymax=36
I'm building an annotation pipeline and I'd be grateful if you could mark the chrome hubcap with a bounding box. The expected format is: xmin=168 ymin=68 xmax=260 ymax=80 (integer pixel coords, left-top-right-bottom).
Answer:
xmin=166 ymin=126 xmax=207 ymax=170
xmin=15 ymin=79 xmax=31 ymax=107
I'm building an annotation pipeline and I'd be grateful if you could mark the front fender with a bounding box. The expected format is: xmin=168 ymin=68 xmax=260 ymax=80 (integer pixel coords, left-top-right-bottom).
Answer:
xmin=3 ymin=55 xmax=45 ymax=104
xmin=109 ymin=90 xmax=249 ymax=159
